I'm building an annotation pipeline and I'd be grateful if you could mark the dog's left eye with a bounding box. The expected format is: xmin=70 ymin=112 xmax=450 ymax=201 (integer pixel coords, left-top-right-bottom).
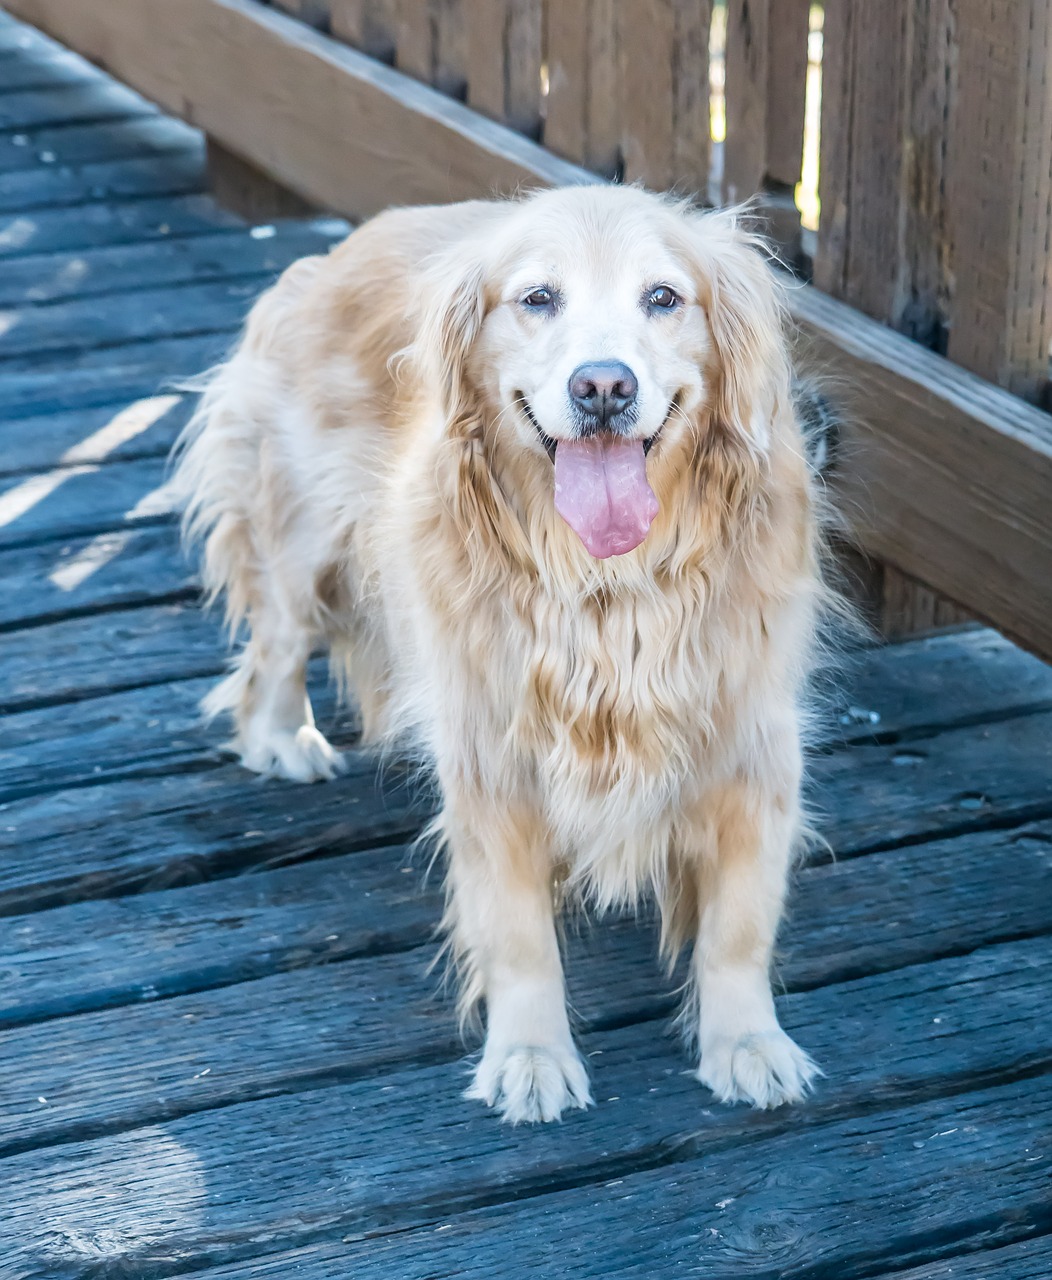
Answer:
xmin=521 ymin=287 xmax=557 ymax=310
xmin=647 ymin=285 xmax=680 ymax=311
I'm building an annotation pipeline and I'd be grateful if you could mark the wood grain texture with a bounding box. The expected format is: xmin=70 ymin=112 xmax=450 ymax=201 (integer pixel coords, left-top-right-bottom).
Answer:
xmin=0 ymin=525 xmax=192 ymax=631
xmin=946 ymin=0 xmax=1052 ymax=403
xmin=0 ymin=220 xmax=343 ymax=308
xmin=722 ymin=0 xmax=768 ymax=202
xmin=23 ymin=1070 xmax=1050 ymax=1279
xmin=792 ymin=284 xmax=1052 ymax=660
xmin=0 ymin=194 xmax=240 ymax=260
xmin=543 ymin=0 xmax=588 ymax=161
xmin=2 ymin=0 xmax=590 ymax=219
xmin=619 ymin=0 xmax=676 ymax=187
xmin=3 ymin=807 xmax=1051 ymax=1031
xmin=329 ymin=0 xmax=398 ymax=61
xmin=0 ymin=139 xmax=207 ymax=214
xmin=764 ymin=0 xmax=809 ymax=190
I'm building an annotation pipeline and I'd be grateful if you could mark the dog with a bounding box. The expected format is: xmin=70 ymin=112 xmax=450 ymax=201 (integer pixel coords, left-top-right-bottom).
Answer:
xmin=173 ymin=184 xmax=835 ymax=1123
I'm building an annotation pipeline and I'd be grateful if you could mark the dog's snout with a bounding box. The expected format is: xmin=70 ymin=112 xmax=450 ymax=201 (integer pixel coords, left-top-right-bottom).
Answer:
xmin=568 ymin=361 xmax=638 ymax=427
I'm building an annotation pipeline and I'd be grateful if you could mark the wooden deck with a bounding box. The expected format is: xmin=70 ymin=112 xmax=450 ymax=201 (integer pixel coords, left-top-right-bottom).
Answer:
xmin=2 ymin=13 xmax=1052 ymax=1278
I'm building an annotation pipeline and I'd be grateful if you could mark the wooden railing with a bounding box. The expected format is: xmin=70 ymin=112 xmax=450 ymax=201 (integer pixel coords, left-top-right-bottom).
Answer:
xmin=5 ymin=0 xmax=1052 ymax=656
xmin=270 ymin=0 xmax=1052 ymax=413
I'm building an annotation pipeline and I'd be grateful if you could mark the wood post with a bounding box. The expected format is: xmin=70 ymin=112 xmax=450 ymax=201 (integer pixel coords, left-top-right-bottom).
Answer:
xmin=946 ymin=0 xmax=1052 ymax=404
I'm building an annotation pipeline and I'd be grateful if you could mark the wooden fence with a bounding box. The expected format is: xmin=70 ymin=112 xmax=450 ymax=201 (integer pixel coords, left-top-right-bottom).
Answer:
xmin=5 ymin=0 xmax=1052 ymax=655
xmin=270 ymin=0 xmax=1052 ymax=410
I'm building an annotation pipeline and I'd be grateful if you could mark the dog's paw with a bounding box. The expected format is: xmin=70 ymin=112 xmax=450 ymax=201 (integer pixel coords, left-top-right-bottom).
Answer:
xmin=466 ymin=1043 xmax=593 ymax=1124
xmin=240 ymin=725 xmax=346 ymax=783
xmin=698 ymin=1028 xmax=822 ymax=1109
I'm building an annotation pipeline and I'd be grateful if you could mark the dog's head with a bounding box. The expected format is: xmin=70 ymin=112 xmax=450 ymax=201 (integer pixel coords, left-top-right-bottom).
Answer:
xmin=414 ymin=185 xmax=793 ymax=561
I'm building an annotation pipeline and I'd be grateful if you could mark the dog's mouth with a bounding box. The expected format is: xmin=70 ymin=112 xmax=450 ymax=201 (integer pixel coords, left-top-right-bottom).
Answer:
xmin=515 ymin=393 xmax=673 ymax=461
xmin=515 ymin=393 xmax=672 ymax=559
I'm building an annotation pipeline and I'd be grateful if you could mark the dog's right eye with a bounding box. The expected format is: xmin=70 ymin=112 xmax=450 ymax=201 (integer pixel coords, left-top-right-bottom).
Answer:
xmin=521 ymin=287 xmax=557 ymax=311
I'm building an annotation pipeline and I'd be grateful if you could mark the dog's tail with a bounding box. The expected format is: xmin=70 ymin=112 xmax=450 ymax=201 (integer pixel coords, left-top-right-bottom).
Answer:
xmin=168 ymin=348 xmax=264 ymax=644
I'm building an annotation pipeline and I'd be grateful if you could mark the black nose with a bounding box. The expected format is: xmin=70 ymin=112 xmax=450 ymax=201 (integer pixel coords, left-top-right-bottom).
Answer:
xmin=568 ymin=360 xmax=639 ymax=427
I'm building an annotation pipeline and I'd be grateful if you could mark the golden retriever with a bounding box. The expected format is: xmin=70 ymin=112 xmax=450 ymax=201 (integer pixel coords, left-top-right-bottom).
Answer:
xmin=173 ymin=184 xmax=832 ymax=1123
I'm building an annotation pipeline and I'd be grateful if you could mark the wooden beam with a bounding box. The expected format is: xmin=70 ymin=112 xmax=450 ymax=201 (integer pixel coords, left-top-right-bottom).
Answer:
xmin=6 ymin=0 xmax=1052 ymax=657
xmin=1 ymin=0 xmax=590 ymax=219
xmin=792 ymin=287 xmax=1052 ymax=659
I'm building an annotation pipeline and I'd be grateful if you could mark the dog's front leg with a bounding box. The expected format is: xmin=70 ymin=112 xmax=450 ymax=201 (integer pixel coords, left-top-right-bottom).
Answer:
xmin=442 ymin=795 xmax=592 ymax=1123
xmin=689 ymin=761 xmax=820 ymax=1109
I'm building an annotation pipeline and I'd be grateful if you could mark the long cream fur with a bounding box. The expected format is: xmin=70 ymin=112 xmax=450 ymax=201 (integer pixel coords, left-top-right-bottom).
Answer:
xmin=173 ymin=185 xmax=835 ymax=1123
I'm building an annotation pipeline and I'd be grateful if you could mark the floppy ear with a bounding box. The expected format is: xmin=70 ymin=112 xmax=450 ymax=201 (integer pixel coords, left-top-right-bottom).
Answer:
xmin=412 ymin=247 xmax=490 ymax=431
xmin=687 ymin=209 xmax=792 ymax=456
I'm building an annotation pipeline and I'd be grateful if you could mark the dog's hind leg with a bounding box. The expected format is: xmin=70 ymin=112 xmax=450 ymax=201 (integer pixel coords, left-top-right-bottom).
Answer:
xmin=208 ymin=596 xmax=345 ymax=784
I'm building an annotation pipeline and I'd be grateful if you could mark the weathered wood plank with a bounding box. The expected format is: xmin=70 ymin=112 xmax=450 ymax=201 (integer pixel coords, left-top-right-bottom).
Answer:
xmin=869 ymin=1238 xmax=1052 ymax=1280
xmin=0 ymin=79 xmax=153 ymax=132
xmin=722 ymin=0 xmax=768 ymax=203
xmin=0 ymin=332 xmax=228 ymax=418
xmin=0 ymin=668 xmax=362 ymax=803
xmin=329 ymin=0 xmax=398 ymax=62
xmin=946 ymin=0 xmax=1052 ymax=402
xmin=619 ymin=0 xmax=676 ymax=188
xmin=2 ymin=808 xmax=1049 ymax=1031
xmin=0 ymin=219 xmax=344 ymax=308
xmin=792 ymin=284 xmax=1052 ymax=661
xmin=7 ymin=1039 xmax=1051 ymax=1277
xmin=0 ymin=276 xmax=271 ymax=363
xmin=0 ymin=602 xmax=223 ymax=714
xmin=0 ymin=753 xmax=431 ymax=917
xmin=0 ymin=397 xmax=194 ymax=479
xmin=0 ymin=113 xmax=198 ymax=174
xmin=812 ymin=708 xmax=1052 ymax=854
xmin=670 ymin=0 xmax=712 ymax=197
xmin=0 ymin=525 xmax=191 ymax=631
xmin=0 ymin=194 xmax=240 ymax=261
xmin=834 ymin=628 xmax=1052 ymax=743
xmin=0 ymin=40 xmax=98 ymax=94
xmin=0 ymin=143 xmax=207 ymax=214
xmin=432 ymin=0 xmax=468 ymax=102
xmin=543 ymin=0 xmax=588 ymax=162
xmin=0 ymin=455 xmax=173 ymax=553
xmin=3 ymin=0 xmax=589 ymax=218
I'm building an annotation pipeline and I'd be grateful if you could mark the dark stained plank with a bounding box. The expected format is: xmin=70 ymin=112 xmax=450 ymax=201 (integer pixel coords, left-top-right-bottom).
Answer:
xmin=869 ymin=1238 xmax=1052 ymax=1280
xmin=0 ymin=395 xmax=194 ymax=479
xmin=0 ymin=602 xmax=224 ymax=714
xmin=4 ymin=662 xmax=1049 ymax=838
xmin=6 ymin=1029 xmax=1051 ymax=1276
xmin=1 ymin=812 xmax=1050 ymax=1031
xmin=0 ymin=332 xmax=228 ymax=417
xmin=0 ymin=48 xmax=99 ymax=95
xmin=1 ymin=915 xmax=1050 ymax=1162
xmin=0 ymin=525 xmax=192 ymax=631
xmin=811 ymin=709 xmax=1052 ymax=854
xmin=0 ymin=114 xmax=199 ymax=173
xmin=0 ymin=275 xmax=271 ymax=362
xmin=839 ymin=627 xmax=1052 ymax=742
xmin=0 ymin=78 xmax=152 ymax=131
xmin=0 ymin=194 xmax=240 ymax=261
xmin=0 ymin=455 xmax=174 ymax=553
xmin=0 ymin=751 xmax=432 ymax=916
xmin=0 ymin=218 xmax=346 ymax=308
xmin=0 ymin=143 xmax=206 ymax=214
xmin=0 ymin=667 xmax=366 ymax=803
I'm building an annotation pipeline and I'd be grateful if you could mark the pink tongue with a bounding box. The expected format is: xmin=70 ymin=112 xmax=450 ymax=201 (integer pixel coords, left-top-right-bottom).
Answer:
xmin=554 ymin=435 xmax=659 ymax=558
